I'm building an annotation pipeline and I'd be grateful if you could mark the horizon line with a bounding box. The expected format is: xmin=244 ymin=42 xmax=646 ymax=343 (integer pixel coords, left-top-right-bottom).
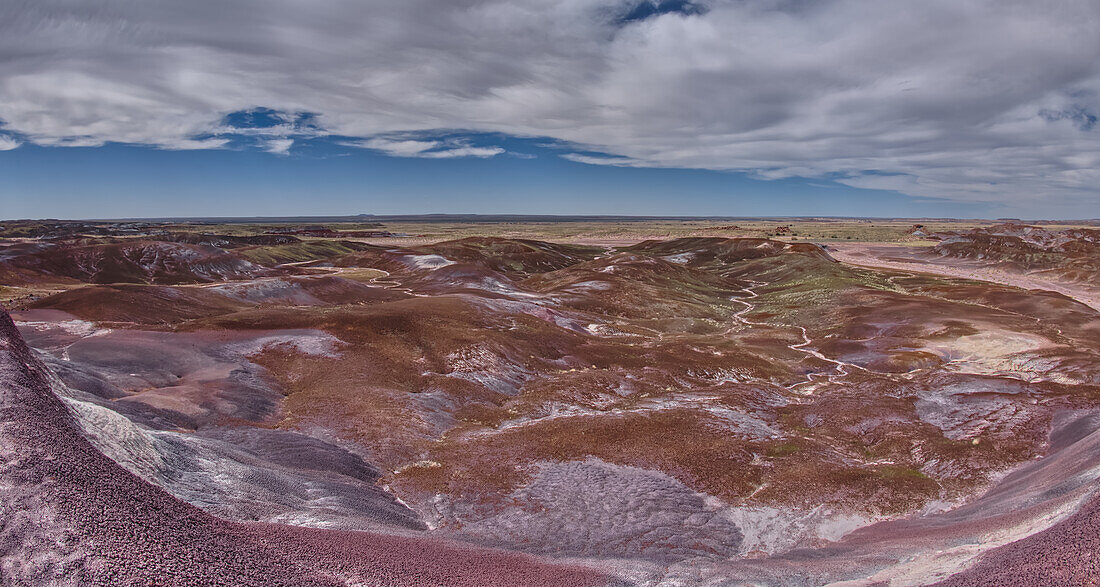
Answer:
xmin=6 ymin=214 xmax=1098 ymax=224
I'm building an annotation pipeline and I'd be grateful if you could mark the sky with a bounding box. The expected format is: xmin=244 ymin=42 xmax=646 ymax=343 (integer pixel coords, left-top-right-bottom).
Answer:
xmin=1 ymin=0 xmax=1099 ymax=220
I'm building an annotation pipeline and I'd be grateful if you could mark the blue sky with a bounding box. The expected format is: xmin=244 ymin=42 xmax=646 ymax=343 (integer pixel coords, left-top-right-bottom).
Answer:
xmin=2 ymin=1 xmax=1098 ymax=220
xmin=0 ymin=130 xmax=994 ymax=220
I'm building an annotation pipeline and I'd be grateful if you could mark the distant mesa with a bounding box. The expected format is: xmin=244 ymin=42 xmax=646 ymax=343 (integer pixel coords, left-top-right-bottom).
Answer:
xmin=265 ymin=225 xmax=402 ymax=238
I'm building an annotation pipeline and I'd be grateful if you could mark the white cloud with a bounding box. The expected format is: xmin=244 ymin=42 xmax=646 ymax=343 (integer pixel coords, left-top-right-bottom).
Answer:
xmin=0 ymin=135 xmax=21 ymax=151
xmin=158 ymin=137 xmax=232 ymax=150
xmin=263 ymin=138 xmax=294 ymax=155
xmin=561 ymin=153 xmax=640 ymax=166
xmin=353 ymin=138 xmax=440 ymax=157
xmin=419 ymin=146 xmax=504 ymax=158
xmin=351 ymin=137 xmax=503 ymax=159
xmin=0 ymin=0 xmax=1099 ymax=212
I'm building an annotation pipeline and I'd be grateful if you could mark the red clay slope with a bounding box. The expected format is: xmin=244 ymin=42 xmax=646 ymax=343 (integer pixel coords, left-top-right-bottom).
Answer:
xmin=935 ymin=491 xmax=1100 ymax=587
xmin=0 ymin=307 xmax=611 ymax=586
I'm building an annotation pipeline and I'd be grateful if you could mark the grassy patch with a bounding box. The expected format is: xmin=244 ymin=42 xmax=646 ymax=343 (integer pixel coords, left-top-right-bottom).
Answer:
xmin=876 ymin=465 xmax=930 ymax=481
xmin=236 ymin=241 xmax=362 ymax=265
xmin=765 ymin=442 xmax=802 ymax=457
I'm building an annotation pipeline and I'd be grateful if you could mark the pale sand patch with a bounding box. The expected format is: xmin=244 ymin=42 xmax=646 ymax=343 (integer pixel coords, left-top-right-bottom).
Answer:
xmin=828 ymin=242 xmax=1100 ymax=312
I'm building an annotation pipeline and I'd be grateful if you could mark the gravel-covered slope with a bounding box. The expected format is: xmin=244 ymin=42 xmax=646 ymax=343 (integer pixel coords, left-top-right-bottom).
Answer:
xmin=935 ymin=490 xmax=1100 ymax=586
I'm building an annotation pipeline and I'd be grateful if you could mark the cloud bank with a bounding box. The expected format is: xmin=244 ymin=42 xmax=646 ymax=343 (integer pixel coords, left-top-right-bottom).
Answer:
xmin=1 ymin=0 xmax=1099 ymax=208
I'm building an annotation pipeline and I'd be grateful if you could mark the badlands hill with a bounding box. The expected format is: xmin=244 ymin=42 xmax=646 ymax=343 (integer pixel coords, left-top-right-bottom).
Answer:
xmin=2 ymin=232 xmax=1099 ymax=584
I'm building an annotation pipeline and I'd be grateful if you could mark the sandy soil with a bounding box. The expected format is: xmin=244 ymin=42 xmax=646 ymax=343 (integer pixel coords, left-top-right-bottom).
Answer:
xmin=828 ymin=242 xmax=1100 ymax=312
